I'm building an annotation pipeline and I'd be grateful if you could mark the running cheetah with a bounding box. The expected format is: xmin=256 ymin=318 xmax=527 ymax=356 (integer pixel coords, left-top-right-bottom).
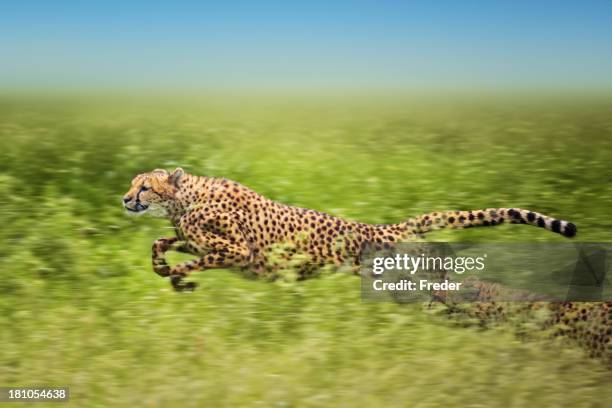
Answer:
xmin=122 ymin=168 xmax=576 ymax=291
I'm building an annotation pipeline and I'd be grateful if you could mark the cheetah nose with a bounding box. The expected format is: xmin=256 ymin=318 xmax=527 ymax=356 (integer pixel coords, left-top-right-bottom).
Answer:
xmin=123 ymin=196 xmax=131 ymax=203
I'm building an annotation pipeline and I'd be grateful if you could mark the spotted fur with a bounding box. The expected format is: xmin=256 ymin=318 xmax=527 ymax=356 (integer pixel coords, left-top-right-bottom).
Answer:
xmin=123 ymin=168 xmax=577 ymax=291
xmin=443 ymin=279 xmax=611 ymax=363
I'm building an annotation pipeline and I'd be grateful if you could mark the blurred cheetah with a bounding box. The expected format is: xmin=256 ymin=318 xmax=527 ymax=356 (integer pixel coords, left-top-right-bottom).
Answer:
xmin=122 ymin=168 xmax=576 ymax=291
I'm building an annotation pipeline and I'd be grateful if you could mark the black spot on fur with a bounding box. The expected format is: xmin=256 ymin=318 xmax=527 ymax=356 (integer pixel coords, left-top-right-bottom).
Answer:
xmin=551 ymin=219 xmax=561 ymax=233
xmin=527 ymin=212 xmax=536 ymax=222
xmin=448 ymin=217 xmax=455 ymax=224
xmin=537 ymin=217 xmax=546 ymax=227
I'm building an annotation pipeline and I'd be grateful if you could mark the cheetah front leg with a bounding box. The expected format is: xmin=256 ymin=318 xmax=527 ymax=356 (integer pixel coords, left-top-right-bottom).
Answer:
xmin=169 ymin=211 xmax=252 ymax=291
xmin=152 ymin=237 xmax=188 ymax=277
xmin=168 ymin=244 xmax=251 ymax=291
xmin=167 ymin=233 xmax=251 ymax=291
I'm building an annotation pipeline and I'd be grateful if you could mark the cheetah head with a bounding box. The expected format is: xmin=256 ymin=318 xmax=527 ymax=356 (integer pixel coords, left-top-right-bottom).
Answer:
xmin=122 ymin=168 xmax=184 ymax=217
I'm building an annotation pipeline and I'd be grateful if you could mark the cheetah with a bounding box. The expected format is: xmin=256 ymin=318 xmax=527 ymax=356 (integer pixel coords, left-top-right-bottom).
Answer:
xmin=122 ymin=168 xmax=612 ymax=361
xmin=122 ymin=168 xmax=577 ymax=291
xmin=442 ymin=282 xmax=611 ymax=363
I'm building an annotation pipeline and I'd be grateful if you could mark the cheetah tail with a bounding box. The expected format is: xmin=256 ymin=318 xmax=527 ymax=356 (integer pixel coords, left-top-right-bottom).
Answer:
xmin=404 ymin=208 xmax=577 ymax=238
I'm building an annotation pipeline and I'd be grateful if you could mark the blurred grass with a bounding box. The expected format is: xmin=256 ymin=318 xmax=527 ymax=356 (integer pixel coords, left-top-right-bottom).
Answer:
xmin=0 ymin=94 xmax=611 ymax=407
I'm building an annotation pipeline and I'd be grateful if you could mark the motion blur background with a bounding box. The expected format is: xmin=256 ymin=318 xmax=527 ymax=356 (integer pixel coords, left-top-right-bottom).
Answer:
xmin=1 ymin=1 xmax=611 ymax=406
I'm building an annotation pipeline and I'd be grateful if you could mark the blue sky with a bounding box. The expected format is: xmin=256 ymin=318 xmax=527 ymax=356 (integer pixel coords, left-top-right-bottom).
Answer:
xmin=1 ymin=1 xmax=611 ymax=92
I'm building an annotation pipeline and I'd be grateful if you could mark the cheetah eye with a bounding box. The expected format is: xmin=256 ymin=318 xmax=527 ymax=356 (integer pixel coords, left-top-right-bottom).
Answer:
xmin=140 ymin=186 xmax=150 ymax=192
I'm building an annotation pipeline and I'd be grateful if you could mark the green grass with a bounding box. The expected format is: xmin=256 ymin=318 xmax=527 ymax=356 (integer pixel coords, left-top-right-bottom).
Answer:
xmin=0 ymin=94 xmax=611 ymax=407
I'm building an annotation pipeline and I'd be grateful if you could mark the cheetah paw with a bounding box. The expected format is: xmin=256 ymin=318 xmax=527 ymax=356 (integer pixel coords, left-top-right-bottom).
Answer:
xmin=170 ymin=277 xmax=198 ymax=292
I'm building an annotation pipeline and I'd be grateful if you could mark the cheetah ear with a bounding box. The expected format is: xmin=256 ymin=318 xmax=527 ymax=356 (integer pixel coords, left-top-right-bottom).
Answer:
xmin=168 ymin=167 xmax=184 ymax=187
xmin=153 ymin=168 xmax=169 ymax=175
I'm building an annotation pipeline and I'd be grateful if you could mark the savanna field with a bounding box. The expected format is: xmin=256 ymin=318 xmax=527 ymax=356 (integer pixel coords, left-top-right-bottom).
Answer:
xmin=1 ymin=94 xmax=611 ymax=407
